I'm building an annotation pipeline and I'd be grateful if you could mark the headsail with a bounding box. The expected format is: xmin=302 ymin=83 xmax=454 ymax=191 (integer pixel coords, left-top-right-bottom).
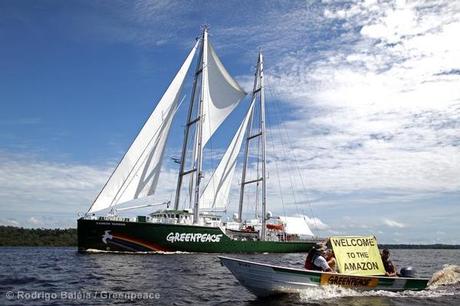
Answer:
xmin=88 ymin=41 xmax=199 ymax=214
xmin=199 ymin=101 xmax=255 ymax=210
xmin=201 ymin=41 xmax=247 ymax=147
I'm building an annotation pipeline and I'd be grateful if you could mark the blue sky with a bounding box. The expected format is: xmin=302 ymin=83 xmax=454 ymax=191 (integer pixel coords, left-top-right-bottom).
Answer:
xmin=0 ymin=0 xmax=459 ymax=244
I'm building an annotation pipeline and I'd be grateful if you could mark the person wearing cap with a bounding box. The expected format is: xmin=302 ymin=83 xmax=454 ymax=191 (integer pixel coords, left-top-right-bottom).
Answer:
xmin=304 ymin=243 xmax=335 ymax=272
xmin=381 ymin=248 xmax=397 ymax=277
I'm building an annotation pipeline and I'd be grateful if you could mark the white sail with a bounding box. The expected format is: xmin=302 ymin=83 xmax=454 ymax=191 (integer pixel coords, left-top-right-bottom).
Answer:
xmin=88 ymin=42 xmax=199 ymax=213
xmin=199 ymin=101 xmax=255 ymax=210
xmin=279 ymin=216 xmax=315 ymax=237
xmin=201 ymin=40 xmax=246 ymax=147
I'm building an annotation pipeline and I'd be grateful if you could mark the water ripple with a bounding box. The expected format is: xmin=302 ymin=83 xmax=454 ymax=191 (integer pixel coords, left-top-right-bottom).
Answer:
xmin=0 ymin=248 xmax=459 ymax=305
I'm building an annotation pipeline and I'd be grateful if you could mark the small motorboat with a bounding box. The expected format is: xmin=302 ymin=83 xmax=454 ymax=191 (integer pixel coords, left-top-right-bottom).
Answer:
xmin=219 ymin=256 xmax=430 ymax=297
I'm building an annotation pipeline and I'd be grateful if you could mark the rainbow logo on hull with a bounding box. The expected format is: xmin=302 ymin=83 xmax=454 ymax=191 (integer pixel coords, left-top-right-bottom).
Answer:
xmin=101 ymin=230 xmax=170 ymax=252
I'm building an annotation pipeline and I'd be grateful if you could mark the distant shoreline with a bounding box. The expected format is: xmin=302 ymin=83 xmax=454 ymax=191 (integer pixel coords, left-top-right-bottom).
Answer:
xmin=379 ymin=244 xmax=460 ymax=249
xmin=1 ymin=226 xmax=459 ymax=248
xmin=0 ymin=226 xmax=77 ymax=247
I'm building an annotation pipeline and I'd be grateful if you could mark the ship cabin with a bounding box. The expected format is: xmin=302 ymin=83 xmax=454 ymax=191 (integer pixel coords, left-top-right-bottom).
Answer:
xmin=149 ymin=209 xmax=222 ymax=227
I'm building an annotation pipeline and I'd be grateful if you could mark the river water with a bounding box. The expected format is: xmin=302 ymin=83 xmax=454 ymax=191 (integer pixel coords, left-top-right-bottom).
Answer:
xmin=1 ymin=248 xmax=459 ymax=305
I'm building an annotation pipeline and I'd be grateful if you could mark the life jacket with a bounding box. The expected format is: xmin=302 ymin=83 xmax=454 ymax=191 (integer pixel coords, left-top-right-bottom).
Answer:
xmin=304 ymin=250 xmax=323 ymax=271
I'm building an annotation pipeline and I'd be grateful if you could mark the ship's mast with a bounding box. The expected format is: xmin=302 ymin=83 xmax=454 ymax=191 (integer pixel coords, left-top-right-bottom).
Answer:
xmin=173 ymin=28 xmax=207 ymax=224
xmin=238 ymin=51 xmax=268 ymax=240
xmin=259 ymin=52 xmax=267 ymax=240
xmin=192 ymin=27 xmax=208 ymax=224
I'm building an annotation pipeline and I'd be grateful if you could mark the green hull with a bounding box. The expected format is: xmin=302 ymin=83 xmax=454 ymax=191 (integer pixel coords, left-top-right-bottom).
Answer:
xmin=77 ymin=218 xmax=315 ymax=253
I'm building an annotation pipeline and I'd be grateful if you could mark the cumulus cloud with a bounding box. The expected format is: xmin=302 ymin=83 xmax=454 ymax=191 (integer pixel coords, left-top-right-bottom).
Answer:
xmin=254 ymin=0 xmax=460 ymax=201
xmin=190 ymin=2 xmax=459 ymax=222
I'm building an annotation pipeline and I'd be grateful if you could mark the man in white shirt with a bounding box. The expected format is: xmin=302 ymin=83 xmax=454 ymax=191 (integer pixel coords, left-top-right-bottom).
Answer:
xmin=304 ymin=243 xmax=335 ymax=272
xmin=313 ymin=252 xmax=333 ymax=272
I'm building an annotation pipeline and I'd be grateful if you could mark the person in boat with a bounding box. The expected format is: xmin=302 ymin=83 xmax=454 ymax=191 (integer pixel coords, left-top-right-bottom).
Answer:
xmin=381 ymin=248 xmax=397 ymax=277
xmin=325 ymin=248 xmax=336 ymax=271
xmin=304 ymin=243 xmax=335 ymax=272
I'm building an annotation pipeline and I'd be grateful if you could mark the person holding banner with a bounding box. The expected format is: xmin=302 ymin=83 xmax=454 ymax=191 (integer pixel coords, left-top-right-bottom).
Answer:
xmin=325 ymin=249 xmax=337 ymax=271
xmin=381 ymin=249 xmax=397 ymax=277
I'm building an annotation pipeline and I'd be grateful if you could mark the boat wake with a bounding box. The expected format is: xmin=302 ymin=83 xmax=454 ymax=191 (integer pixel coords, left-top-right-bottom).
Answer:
xmin=84 ymin=248 xmax=191 ymax=255
xmin=296 ymin=265 xmax=460 ymax=302
xmin=297 ymin=285 xmax=457 ymax=302
xmin=428 ymin=264 xmax=460 ymax=287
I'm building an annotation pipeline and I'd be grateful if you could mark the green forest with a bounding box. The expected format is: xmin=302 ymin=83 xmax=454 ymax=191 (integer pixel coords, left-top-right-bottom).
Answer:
xmin=0 ymin=226 xmax=77 ymax=246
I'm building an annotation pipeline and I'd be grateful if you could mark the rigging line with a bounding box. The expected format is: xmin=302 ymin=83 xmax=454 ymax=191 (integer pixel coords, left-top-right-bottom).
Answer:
xmin=265 ymin=77 xmax=319 ymax=225
xmin=263 ymin=83 xmax=301 ymax=213
xmin=264 ymin=99 xmax=287 ymax=218
xmin=255 ymin=115 xmax=260 ymax=219
xmin=267 ymin=91 xmax=301 ymax=216
xmin=271 ymin=94 xmax=313 ymax=218
xmin=268 ymin=83 xmax=299 ymax=218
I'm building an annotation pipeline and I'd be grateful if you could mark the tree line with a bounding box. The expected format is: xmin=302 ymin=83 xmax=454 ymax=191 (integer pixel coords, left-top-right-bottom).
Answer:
xmin=0 ymin=226 xmax=77 ymax=246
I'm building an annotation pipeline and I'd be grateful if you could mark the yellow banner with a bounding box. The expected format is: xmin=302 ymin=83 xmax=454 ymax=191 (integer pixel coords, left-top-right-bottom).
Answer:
xmin=329 ymin=236 xmax=385 ymax=276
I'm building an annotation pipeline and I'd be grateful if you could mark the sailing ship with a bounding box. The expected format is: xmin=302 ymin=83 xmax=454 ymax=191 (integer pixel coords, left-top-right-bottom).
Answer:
xmin=78 ymin=27 xmax=319 ymax=253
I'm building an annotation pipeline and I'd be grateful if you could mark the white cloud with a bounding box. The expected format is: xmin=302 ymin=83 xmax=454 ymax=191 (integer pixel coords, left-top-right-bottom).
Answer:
xmin=28 ymin=216 xmax=41 ymax=225
xmin=0 ymin=218 xmax=20 ymax=227
xmin=302 ymin=216 xmax=329 ymax=230
xmin=383 ymin=218 xmax=406 ymax=228
xmin=0 ymin=152 xmax=109 ymax=215
xmin=254 ymin=0 xmax=460 ymax=200
xmin=0 ymin=151 xmax=183 ymax=227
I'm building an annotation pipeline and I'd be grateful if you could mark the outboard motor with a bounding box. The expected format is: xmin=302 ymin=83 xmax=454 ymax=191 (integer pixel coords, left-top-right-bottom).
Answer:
xmin=400 ymin=266 xmax=416 ymax=278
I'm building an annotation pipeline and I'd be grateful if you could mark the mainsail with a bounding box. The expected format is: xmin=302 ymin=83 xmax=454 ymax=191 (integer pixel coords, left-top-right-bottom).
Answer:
xmin=199 ymin=101 xmax=255 ymax=210
xmin=201 ymin=41 xmax=247 ymax=148
xmin=87 ymin=42 xmax=199 ymax=214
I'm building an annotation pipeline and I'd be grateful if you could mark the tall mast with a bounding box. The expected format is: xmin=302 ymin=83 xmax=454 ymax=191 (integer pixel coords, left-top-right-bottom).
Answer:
xmin=238 ymin=51 xmax=268 ymax=241
xmin=192 ymin=27 xmax=208 ymax=223
xmin=259 ymin=51 xmax=267 ymax=241
xmin=173 ymin=28 xmax=206 ymax=212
